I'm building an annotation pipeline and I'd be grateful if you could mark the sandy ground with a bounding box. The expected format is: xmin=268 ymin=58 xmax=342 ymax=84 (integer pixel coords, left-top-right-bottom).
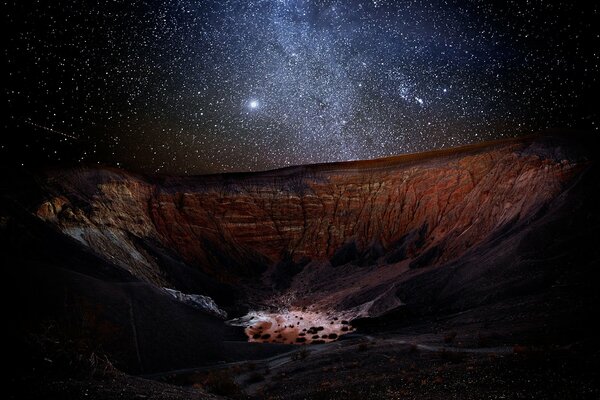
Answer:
xmin=230 ymin=310 xmax=355 ymax=344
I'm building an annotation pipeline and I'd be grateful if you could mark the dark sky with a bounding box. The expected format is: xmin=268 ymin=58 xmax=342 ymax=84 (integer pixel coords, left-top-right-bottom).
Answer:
xmin=4 ymin=0 xmax=599 ymax=174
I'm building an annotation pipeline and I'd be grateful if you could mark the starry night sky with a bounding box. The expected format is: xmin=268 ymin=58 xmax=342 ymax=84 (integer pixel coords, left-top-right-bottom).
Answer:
xmin=4 ymin=0 xmax=599 ymax=174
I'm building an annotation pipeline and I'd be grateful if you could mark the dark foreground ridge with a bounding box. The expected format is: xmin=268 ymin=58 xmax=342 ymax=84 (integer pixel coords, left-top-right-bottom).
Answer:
xmin=4 ymin=132 xmax=600 ymax=399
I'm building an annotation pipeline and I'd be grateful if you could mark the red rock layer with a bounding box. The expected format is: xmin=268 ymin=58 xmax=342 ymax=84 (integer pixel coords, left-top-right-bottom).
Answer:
xmin=36 ymin=137 xmax=582 ymax=284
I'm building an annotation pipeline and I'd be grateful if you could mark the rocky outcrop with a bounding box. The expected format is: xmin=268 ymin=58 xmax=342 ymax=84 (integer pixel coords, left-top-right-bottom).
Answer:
xmin=163 ymin=288 xmax=227 ymax=319
xmin=36 ymin=136 xmax=584 ymax=290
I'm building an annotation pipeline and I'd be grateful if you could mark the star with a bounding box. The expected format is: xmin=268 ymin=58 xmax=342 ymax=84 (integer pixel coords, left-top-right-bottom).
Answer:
xmin=4 ymin=0 xmax=597 ymax=174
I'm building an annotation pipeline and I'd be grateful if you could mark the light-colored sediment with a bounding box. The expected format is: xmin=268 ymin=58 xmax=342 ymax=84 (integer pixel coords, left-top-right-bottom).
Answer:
xmin=229 ymin=310 xmax=355 ymax=344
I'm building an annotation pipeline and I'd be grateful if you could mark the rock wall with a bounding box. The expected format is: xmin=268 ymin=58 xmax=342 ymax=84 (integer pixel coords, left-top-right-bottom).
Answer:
xmin=36 ymin=137 xmax=583 ymax=287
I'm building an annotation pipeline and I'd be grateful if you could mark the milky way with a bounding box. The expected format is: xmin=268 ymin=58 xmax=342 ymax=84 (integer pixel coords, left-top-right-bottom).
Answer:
xmin=5 ymin=0 xmax=599 ymax=174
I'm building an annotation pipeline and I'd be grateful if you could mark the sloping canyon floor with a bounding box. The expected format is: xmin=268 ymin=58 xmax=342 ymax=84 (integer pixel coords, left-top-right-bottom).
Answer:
xmin=4 ymin=133 xmax=600 ymax=399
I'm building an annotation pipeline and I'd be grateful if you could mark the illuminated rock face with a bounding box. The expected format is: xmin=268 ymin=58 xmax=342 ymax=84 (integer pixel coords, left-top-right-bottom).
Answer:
xmin=163 ymin=288 xmax=227 ymax=319
xmin=36 ymin=136 xmax=584 ymax=316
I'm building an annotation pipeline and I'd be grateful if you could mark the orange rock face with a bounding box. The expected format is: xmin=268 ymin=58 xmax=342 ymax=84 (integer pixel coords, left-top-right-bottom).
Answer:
xmin=36 ymin=137 xmax=582 ymax=286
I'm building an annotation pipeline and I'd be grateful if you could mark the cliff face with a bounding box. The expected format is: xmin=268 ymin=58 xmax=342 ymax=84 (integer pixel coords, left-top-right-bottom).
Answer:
xmin=36 ymin=137 xmax=582 ymax=293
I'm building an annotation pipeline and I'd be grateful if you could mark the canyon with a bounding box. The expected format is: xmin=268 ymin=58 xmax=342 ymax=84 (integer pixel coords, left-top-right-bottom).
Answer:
xmin=5 ymin=133 xmax=600 ymax=399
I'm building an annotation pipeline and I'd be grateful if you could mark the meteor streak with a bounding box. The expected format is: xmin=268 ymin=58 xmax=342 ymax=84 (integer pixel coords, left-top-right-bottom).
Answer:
xmin=25 ymin=119 xmax=79 ymax=140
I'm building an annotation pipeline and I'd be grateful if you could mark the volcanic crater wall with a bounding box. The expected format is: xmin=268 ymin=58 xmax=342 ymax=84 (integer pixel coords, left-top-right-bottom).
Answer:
xmin=36 ymin=138 xmax=582 ymax=288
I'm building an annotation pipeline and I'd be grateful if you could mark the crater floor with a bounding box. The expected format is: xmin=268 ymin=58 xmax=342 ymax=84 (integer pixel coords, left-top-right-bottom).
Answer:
xmin=230 ymin=310 xmax=355 ymax=344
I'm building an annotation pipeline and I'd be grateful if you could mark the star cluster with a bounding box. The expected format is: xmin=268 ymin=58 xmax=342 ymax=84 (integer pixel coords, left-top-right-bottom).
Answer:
xmin=4 ymin=0 xmax=599 ymax=174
